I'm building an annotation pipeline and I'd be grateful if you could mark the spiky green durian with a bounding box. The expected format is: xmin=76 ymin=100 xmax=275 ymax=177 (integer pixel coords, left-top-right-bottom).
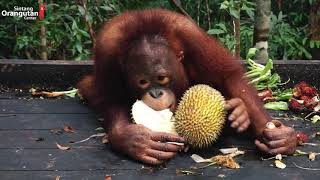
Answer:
xmin=174 ymin=84 xmax=226 ymax=148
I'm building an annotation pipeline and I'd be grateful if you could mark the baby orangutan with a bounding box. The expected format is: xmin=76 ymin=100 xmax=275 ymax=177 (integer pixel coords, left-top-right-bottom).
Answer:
xmin=78 ymin=9 xmax=297 ymax=165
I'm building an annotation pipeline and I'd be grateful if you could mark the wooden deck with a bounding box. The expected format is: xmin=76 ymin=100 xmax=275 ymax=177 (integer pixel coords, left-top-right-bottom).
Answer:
xmin=1 ymin=90 xmax=320 ymax=180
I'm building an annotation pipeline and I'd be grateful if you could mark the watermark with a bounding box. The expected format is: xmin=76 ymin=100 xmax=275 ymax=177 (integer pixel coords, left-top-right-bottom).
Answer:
xmin=1 ymin=2 xmax=47 ymax=20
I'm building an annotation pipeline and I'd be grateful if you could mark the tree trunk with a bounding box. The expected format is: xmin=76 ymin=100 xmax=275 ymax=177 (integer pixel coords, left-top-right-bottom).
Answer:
xmin=39 ymin=0 xmax=47 ymax=60
xmin=309 ymin=1 xmax=320 ymax=40
xmin=205 ymin=0 xmax=211 ymax=29
xmin=253 ymin=0 xmax=271 ymax=61
xmin=80 ymin=0 xmax=96 ymax=48
xmin=309 ymin=1 xmax=320 ymax=59
xmin=234 ymin=2 xmax=241 ymax=59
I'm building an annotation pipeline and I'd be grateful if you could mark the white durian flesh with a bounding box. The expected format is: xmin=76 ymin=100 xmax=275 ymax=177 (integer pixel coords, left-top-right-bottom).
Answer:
xmin=131 ymin=100 xmax=177 ymax=135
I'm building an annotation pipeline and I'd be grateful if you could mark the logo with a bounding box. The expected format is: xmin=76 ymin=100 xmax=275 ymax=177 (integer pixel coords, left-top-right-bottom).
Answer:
xmin=39 ymin=2 xmax=46 ymax=20
xmin=1 ymin=2 xmax=47 ymax=20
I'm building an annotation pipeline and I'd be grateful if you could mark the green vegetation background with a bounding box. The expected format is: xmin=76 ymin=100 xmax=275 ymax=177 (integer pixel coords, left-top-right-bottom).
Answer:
xmin=0 ymin=0 xmax=319 ymax=60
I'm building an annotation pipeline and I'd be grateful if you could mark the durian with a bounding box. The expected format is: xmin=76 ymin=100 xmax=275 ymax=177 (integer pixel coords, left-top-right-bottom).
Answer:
xmin=131 ymin=100 xmax=177 ymax=134
xmin=174 ymin=84 xmax=226 ymax=148
xmin=131 ymin=84 xmax=226 ymax=148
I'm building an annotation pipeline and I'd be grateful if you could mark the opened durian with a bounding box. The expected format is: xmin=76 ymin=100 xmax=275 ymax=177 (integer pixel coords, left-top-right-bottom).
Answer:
xmin=131 ymin=100 xmax=177 ymax=134
xmin=131 ymin=84 xmax=226 ymax=148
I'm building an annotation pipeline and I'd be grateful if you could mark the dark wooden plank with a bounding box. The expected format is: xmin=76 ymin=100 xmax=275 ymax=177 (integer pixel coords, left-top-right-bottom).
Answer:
xmin=0 ymin=98 xmax=94 ymax=114
xmin=0 ymin=60 xmax=93 ymax=88
xmin=0 ymin=114 xmax=101 ymax=130
xmin=1 ymin=60 xmax=320 ymax=88
xmin=0 ymin=130 xmax=105 ymax=148
xmin=1 ymin=91 xmax=320 ymax=180
xmin=0 ymin=93 xmax=18 ymax=100
xmin=1 ymin=168 xmax=319 ymax=180
xmin=0 ymin=170 xmax=134 ymax=180
xmin=0 ymin=148 xmax=141 ymax=171
xmin=0 ymin=90 xmax=38 ymax=99
xmin=0 ymin=127 xmax=262 ymax=149
xmin=1 ymin=147 xmax=320 ymax=180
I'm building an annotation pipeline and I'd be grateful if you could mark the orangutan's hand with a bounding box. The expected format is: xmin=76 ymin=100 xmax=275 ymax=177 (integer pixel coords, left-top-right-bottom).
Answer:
xmin=255 ymin=120 xmax=297 ymax=155
xmin=108 ymin=123 xmax=184 ymax=165
xmin=225 ymin=98 xmax=250 ymax=132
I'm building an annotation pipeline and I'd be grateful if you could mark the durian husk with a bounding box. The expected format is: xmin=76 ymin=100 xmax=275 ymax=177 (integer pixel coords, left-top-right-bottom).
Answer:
xmin=174 ymin=84 xmax=226 ymax=148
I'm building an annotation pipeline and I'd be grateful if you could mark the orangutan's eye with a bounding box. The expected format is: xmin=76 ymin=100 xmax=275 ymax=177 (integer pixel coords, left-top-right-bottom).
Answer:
xmin=157 ymin=75 xmax=170 ymax=85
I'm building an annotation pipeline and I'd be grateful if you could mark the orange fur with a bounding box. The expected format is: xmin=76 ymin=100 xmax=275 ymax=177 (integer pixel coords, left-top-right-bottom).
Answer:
xmin=78 ymin=9 xmax=270 ymax=132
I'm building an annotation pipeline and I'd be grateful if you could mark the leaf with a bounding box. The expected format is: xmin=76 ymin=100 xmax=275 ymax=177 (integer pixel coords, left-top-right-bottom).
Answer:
xmin=176 ymin=169 xmax=198 ymax=176
xmin=190 ymin=154 xmax=211 ymax=163
xmin=274 ymin=88 xmax=293 ymax=101
xmin=85 ymin=14 xmax=93 ymax=24
xmin=77 ymin=5 xmax=85 ymax=16
xmin=63 ymin=88 xmax=78 ymax=98
xmin=72 ymin=20 xmax=78 ymax=31
xmin=293 ymin=149 xmax=308 ymax=156
xmin=56 ymin=142 xmax=71 ymax=150
xmin=311 ymin=115 xmax=320 ymax=124
xmin=102 ymin=135 xmax=109 ymax=144
xmin=227 ymin=150 xmax=245 ymax=158
xmin=316 ymin=41 xmax=320 ymax=48
xmin=100 ymin=6 xmax=113 ymax=11
xmin=260 ymin=59 xmax=273 ymax=76
xmin=302 ymin=38 xmax=308 ymax=45
xmin=63 ymin=125 xmax=75 ymax=133
xmin=220 ymin=1 xmax=229 ymax=10
xmin=78 ymin=29 xmax=90 ymax=38
xmin=31 ymin=90 xmax=64 ymax=98
xmin=207 ymin=29 xmax=225 ymax=35
xmin=275 ymin=160 xmax=286 ymax=169
xmin=75 ymin=41 xmax=83 ymax=53
xmin=310 ymin=40 xmax=315 ymax=48
xmin=219 ymin=148 xmax=238 ymax=154
xmin=31 ymin=88 xmax=78 ymax=98
xmin=245 ymin=8 xmax=254 ymax=19
xmin=95 ymin=127 xmax=105 ymax=132
xmin=105 ymin=176 xmax=112 ymax=180
xmin=246 ymin=48 xmax=258 ymax=60
xmin=229 ymin=8 xmax=240 ymax=19
xmin=71 ymin=133 xmax=106 ymax=144
xmin=278 ymin=11 xmax=283 ymax=21
xmin=56 ymin=176 xmax=60 ymax=180
xmin=191 ymin=152 xmax=244 ymax=169
xmin=264 ymin=101 xmax=289 ymax=111
xmin=215 ymin=23 xmax=227 ymax=31
xmin=309 ymin=152 xmax=317 ymax=161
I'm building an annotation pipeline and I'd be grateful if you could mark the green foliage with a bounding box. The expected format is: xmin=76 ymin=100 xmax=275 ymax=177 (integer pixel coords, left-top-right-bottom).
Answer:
xmin=0 ymin=0 xmax=121 ymax=60
xmin=206 ymin=0 xmax=255 ymax=54
xmin=0 ymin=0 xmax=318 ymax=60
xmin=268 ymin=12 xmax=312 ymax=60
